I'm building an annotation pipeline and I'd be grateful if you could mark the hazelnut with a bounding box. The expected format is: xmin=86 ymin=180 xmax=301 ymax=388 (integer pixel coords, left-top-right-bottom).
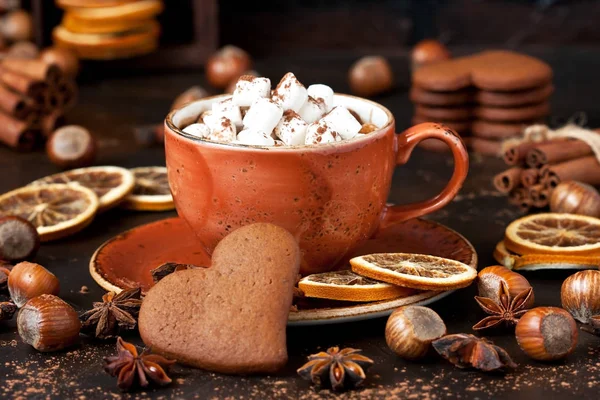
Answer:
xmin=0 ymin=216 xmax=40 ymax=262
xmin=40 ymin=47 xmax=80 ymax=77
xmin=550 ymin=181 xmax=600 ymax=218
xmin=515 ymin=307 xmax=578 ymax=361
xmin=411 ymin=39 xmax=451 ymax=71
xmin=8 ymin=261 xmax=60 ymax=307
xmin=1 ymin=10 xmax=33 ymax=42
xmin=46 ymin=125 xmax=97 ymax=169
xmin=477 ymin=266 xmax=534 ymax=308
xmin=561 ymin=270 xmax=600 ymax=324
xmin=206 ymin=45 xmax=252 ymax=89
xmin=348 ymin=56 xmax=393 ymax=97
xmin=170 ymin=86 xmax=208 ymax=111
xmin=385 ymin=306 xmax=446 ymax=360
xmin=359 ymin=123 xmax=379 ymax=134
xmin=17 ymin=294 xmax=80 ymax=352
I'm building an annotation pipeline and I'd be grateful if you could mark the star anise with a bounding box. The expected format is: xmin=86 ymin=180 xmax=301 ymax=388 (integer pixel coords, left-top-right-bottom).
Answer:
xmin=472 ymin=282 xmax=532 ymax=331
xmin=104 ymin=337 xmax=175 ymax=391
xmin=297 ymin=346 xmax=374 ymax=391
xmin=432 ymin=333 xmax=517 ymax=372
xmin=0 ymin=301 xmax=17 ymax=321
xmin=150 ymin=262 xmax=203 ymax=283
xmin=80 ymin=287 xmax=142 ymax=339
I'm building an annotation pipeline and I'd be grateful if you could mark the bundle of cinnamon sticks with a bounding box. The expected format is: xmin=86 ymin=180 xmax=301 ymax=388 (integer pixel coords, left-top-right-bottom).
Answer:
xmin=0 ymin=58 xmax=77 ymax=151
xmin=493 ymin=136 xmax=600 ymax=212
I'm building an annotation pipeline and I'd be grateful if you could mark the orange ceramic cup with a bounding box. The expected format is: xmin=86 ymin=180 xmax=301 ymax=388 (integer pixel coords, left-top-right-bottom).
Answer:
xmin=165 ymin=94 xmax=468 ymax=275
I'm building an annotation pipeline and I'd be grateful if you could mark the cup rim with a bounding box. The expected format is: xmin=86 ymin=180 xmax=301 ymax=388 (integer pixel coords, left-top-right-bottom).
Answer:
xmin=165 ymin=93 xmax=395 ymax=151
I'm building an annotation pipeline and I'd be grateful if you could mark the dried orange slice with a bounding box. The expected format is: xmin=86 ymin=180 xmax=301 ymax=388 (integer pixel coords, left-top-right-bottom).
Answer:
xmin=298 ymin=270 xmax=416 ymax=302
xmin=504 ymin=213 xmax=600 ymax=256
xmin=121 ymin=167 xmax=174 ymax=211
xmin=494 ymin=240 xmax=600 ymax=271
xmin=0 ymin=184 xmax=98 ymax=242
xmin=30 ymin=166 xmax=135 ymax=212
xmin=350 ymin=253 xmax=477 ymax=290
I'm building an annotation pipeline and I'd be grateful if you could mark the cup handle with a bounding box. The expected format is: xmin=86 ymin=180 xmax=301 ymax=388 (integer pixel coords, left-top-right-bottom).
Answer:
xmin=377 ymin=122 xmax=469 ymax=232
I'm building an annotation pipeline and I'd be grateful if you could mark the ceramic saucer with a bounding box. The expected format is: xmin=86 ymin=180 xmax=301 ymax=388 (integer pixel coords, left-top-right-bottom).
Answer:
xmin=90 ymin=217 xmax=477 ymax=326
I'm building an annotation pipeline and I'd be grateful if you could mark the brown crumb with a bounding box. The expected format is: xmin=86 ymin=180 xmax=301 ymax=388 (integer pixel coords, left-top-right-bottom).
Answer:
xmin=79 ymin=286 xmax=89 ymax=294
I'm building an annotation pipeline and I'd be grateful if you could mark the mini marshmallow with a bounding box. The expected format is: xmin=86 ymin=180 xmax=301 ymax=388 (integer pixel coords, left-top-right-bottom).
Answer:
xmin=198 ymin=110 xmax=212 ymax=124
xmin=307 ymin=84 xmax=334 ymax=112
xmin=320 ymin=106 xmax=361 ymax=140
xmin=237 ymin=128 xmax=275 ymax=146
xmin=232 ymin=76 xmax=271 ymax=107
xmin=272 ymin=72 xmax=308 ymax=112
xmin=305 ymin=120 xmax=341 ymax=145
xmin=298 ymin=96 xmax=327 ymax=124
xmin=274 ymin=110 xmax=308 ymax=146
xmin=182 ymin=123 xmax=211 ymax=138
xmin=207 ymin=116 xmax=236 ymax=143
xmin=212 ymin=98 xmax=243 ymax=129
xmin=242 ymin=97 xmax=284 ymax=135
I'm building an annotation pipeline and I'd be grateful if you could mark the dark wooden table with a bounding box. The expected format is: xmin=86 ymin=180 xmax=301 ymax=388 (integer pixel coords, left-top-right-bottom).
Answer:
xmin=2 ymin=47 xmax=600 ymax=399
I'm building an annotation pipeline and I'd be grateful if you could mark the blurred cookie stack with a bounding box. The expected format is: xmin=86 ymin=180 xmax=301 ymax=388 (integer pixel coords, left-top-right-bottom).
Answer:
xmin=411 ymin=48 xmax=553 ymax=156
xmin=53 ymin=0 xmax=163 ymax=60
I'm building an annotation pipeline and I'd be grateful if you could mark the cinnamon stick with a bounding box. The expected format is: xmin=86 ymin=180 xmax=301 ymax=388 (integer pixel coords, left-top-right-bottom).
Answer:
xmin=503 ymin=141 xmax=542 ymax=166
xmin=0 ymin=111 xmax=37 ymax=151
xmin=35 ymin=111 xmax=65 ymax=138
xmin=542 ymin=156 xmax=600 ymax=188
xmin=520 ymin=168 xmax=540 ymax=187
xmin=55 ymin=78 xmax=77 ymax=110
xmin=508 ymin=188 xmax=531 ymax=212
xmin=528 ymin=184 xmax=551 ymax=208
xmin=493 ymin=167 xmax=523 ymax=193
xmin=526 ymin=139 xmax=592 ymax=168
xmin=2 ymin=59 xmax=62 ymax=84
xmin=0 ymin=84 xmax=34 ymax=120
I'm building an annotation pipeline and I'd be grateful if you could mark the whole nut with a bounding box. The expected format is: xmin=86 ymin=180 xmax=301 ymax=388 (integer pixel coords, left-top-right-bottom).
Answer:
xmin=170 ymin=86 xmax=208 ymax=111
xmin=411 ymin=39 xmax=451 ymax=71
xmin=40 ymin=47 xmax=80 ymax=77
xmin=8 ymin=261 xmax=60 ymax=307
xmin=206 ymin=46 xmax=252 ymax=89
xmin=5 ymin=40 xmax=38 ymax=59
xmin=17 ymin=294 xmax=80 ymax=352
xmin=385 ymin=306 xmax=446 ymax=360
xmin=477 ymin=266 xmax=534 ymax=308
xmin=515 ymin=307 xmax=578 ymax=361
xmin=348 ymin=56 xmax=393 ymax=97
xmin=46 ymin=125 xmax=97 ymax=169
xmin=561 ymin=270 xmax=600 ymax=324
xmin=1 ymin=10 xmax=33 ymax=42
xmin=0 ymin=216 xmax=40 ymax=262
xmin=550 ymin=181 xmax=600 ymax=218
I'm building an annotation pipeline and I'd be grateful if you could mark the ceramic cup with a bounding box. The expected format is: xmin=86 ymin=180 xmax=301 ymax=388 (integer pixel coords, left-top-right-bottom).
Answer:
xmin=165 ymin=94 xmax=468 ymax=275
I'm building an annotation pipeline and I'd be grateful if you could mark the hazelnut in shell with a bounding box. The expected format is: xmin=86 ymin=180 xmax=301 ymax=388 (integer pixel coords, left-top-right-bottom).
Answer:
xmin=46 ymin=125 xmax=97 ymax=169
xmin=206 ymin=45 xmax=252 ymax=89
xmin=515 ymin=307 xmax=578 ymax=361
xmin=561 ymin=270 xmax=600 ymax=324
xmin=1 ymin=10 xmax=33 ymax=42
xmin=385 ymin=306 xmax=446 ymax=360
xmin=40 ymin=47 xmax=80 ymax=77
xmin=5 ymin=40 xmax=38 ymax=59
xmin=348 ymin=56 xmax=394 ymax=97
xmin=477 ymin=266 xmax=534 ymax=308
xmin=0 ymin=216 xmax=40 ymax=262
xmin=411 ymin=39 xmax=451 ymax=71
xmin=17 ymin=294 xmax=80 ymax=352
xmin=170 ymin=86 xmax=208 ymax=111
xmin=8 ymin=261 xmax=60 ymax=307
xmin=550 ymin=181 xmax=600 ymax=218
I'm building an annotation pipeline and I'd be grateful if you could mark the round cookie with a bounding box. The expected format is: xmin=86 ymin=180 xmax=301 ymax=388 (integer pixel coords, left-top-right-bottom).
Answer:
xmin=410 ymin=86 xmax=474 ymax=106
xmin=476 ymin=84 xmax=554 ymax=107
xmin=471 ymin=120 xmax=541 ymax=139
xmin=466 ymin=137 xmax=502 ymax=156
xmin=414 ymin=104 xmax=472 ymax=121
xmin=139 ymin=223 xmax=301 ymax=374
xmin=411 ymin=115 xmax=471 ymax=134
xmin=474 ymin=102 xmax=549 ymax=122
xmin=413 ymin=50 xmax=553 ymax=92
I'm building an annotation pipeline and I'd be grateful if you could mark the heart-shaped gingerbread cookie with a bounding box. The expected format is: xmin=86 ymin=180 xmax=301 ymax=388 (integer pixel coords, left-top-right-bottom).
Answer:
xmin=138 ymin=223 xmax=300 ymax=374
xmin=413 ymin=50 xmax=552 ymax=91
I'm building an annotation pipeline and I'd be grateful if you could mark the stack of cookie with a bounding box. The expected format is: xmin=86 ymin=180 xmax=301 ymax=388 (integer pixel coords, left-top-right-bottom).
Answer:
xmin=52 ymin=0 xmax=163 ymax=60
xmin=411 ymin=51 xmax=553 ymax=155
